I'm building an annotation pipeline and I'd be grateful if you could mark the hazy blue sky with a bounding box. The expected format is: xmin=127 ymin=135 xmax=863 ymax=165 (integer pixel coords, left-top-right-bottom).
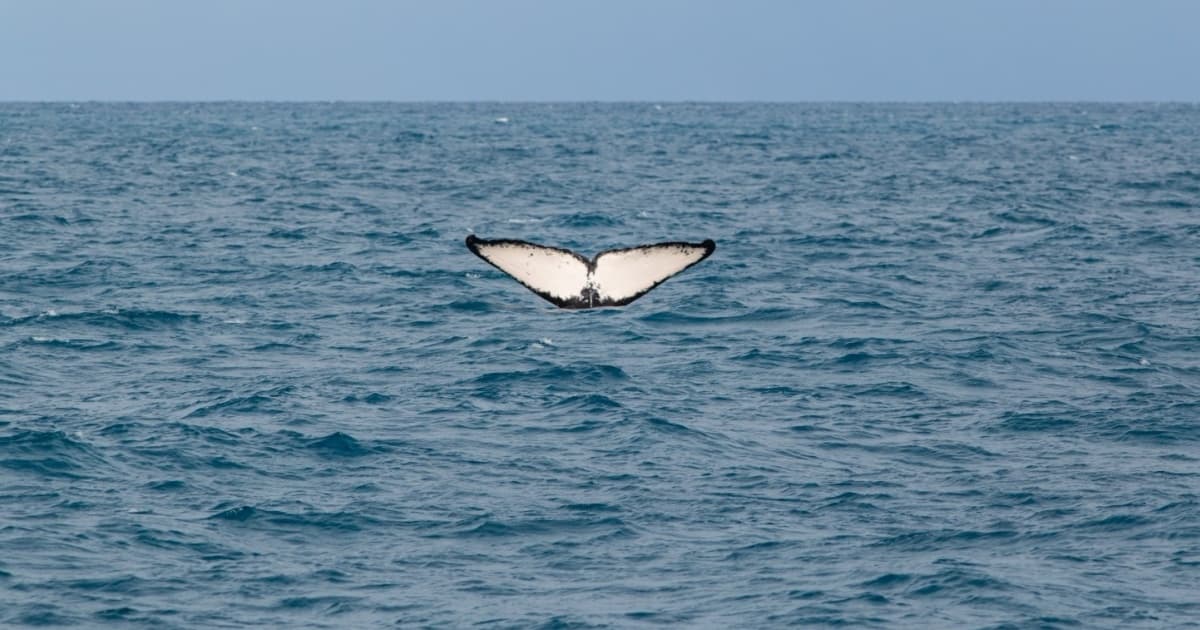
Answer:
xmin=2 ymin=0 xmax=1197 ymax=101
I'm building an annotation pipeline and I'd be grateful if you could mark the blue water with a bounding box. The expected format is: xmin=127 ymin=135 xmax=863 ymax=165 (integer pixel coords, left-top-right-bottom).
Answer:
xmin=2 ymin=103 xmax=1199 ymax=628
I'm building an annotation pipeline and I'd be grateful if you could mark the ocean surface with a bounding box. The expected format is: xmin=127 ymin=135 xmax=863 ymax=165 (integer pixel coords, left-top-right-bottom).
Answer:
xmin=1 ymin=102 xmax=1198 ymax=628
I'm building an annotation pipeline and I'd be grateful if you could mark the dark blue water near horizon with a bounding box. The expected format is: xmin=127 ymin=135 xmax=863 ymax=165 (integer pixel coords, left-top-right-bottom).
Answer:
xmin=1 ymin=102 xmax=1198 ymax=628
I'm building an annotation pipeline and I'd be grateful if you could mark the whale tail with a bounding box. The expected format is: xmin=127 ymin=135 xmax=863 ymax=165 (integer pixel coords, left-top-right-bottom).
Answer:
xmin=465 ymin=235 xmax=715 ymax=309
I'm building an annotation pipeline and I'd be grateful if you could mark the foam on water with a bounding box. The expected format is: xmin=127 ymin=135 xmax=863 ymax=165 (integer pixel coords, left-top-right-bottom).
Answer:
xmin=2 ymin=102 xmax=1199 ymax=627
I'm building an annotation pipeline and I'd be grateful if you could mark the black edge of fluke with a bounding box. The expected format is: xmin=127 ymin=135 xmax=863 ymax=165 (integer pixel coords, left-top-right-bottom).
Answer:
xmin=464 ymin=234 xmax=716 ymax=310
xmin=466 ymin=234 xmax=588 ymax=266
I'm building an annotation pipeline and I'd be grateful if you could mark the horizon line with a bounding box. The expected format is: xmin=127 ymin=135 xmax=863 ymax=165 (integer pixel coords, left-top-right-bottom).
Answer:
xmin=2 ymin=99 xmax=1198 ymax=105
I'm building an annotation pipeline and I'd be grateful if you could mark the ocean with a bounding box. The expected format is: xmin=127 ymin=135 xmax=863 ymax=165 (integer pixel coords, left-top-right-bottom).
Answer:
xmin=1 ymin=102 xmax=1198 ymax=628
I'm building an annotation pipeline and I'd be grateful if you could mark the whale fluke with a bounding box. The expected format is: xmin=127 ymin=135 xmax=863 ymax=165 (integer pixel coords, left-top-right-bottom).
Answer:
xmin=465 ymin=235 xmax=715 ymax=309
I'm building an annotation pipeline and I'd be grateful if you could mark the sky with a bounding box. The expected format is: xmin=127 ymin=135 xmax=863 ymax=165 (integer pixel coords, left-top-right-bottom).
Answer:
xmin=1 ymin=0 xmax=1198 ymax=102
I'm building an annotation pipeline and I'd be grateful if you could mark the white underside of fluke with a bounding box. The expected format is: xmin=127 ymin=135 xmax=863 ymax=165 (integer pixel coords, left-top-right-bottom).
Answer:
xmin=466 ymin=235 xmax=715 ymax=308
